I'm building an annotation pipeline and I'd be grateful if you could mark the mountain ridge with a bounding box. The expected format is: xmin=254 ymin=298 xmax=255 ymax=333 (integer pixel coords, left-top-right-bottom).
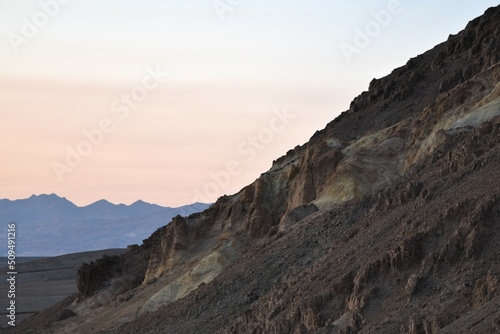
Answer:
xmin=0 ymin=195 xmax=210 ymax=256
xmin=0 ymin=194 xmax=196 ymax=209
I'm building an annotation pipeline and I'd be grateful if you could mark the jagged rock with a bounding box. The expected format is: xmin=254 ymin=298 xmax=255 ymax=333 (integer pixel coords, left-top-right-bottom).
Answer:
xmin=126 ymin=244 xmax=139 ymax=253
xmin=280 ymin=204 xmax=319 ymax=230
xmin=405 ymin=274 xmax=420 ymax=296
xmin=76 ymin=255 xmax=122 ymax=300
xmin=56 ymin=309 xmax=76 ymax=322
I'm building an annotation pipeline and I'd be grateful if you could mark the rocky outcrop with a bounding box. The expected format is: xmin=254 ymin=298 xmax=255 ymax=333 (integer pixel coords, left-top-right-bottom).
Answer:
xmin=75 ymin=245 xmax=150 ymax=307
xmin=14 ymin=5 xmax=500 ymax=334
xmin=76 ymin=255 xmax=122 ymax=300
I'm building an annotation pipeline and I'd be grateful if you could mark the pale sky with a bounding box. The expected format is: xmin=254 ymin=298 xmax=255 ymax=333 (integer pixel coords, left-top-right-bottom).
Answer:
xmin=0 ymin=1 xmax=498 ymax=207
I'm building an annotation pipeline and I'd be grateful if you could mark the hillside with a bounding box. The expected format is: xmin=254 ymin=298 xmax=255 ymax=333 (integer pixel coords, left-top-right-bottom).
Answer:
xmin=13 ymin=5 xmax=500 ymax=334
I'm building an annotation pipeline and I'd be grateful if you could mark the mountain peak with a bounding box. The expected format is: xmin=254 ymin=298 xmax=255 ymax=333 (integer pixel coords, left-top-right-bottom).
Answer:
xmin=85 ymin=199 xmax=114 ymax=207
xmin=130 ymin=199 xmax=149 ymax=206
xmin=30 ymin=193 xmax=65 ymax=200
xmin=26 ymin=193 xmax=74 ymax=207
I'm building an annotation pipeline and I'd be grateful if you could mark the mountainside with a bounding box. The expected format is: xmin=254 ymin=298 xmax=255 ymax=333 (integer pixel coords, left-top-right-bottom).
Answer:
xmin=0 ymin=195 xmax=210 ymax=256
xmin=14 ymin=6 xmax=500 ymax=334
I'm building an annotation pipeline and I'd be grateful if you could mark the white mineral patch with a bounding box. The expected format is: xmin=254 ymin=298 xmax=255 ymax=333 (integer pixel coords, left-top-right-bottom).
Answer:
xmin=447 ymin=97 xmax=500 ymax=133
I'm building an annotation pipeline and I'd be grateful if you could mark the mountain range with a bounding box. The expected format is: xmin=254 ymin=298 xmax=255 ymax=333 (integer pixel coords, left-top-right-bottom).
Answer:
xmin=12 ymin=5 xmax=500 ymax=334
xmin=0 ymin=194 xmax=210 ymax=256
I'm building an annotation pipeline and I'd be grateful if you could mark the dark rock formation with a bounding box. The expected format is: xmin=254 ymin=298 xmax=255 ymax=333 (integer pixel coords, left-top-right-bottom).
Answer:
xmin=56 ymin=309 xmax=76 ymax=322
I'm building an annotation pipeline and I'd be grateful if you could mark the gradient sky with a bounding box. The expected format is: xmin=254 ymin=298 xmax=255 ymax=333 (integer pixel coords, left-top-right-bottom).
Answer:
xmin=0 ymin=0 xmax=498 ymax=207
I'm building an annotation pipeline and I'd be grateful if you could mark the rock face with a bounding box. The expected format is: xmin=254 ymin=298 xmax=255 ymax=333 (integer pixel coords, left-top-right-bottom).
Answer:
xmin=14 ymin=6 xmax=500 ymax=334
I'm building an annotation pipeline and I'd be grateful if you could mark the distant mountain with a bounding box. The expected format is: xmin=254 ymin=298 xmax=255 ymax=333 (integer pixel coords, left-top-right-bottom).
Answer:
xmin=0 ymin=194 xmax=210 ymax=256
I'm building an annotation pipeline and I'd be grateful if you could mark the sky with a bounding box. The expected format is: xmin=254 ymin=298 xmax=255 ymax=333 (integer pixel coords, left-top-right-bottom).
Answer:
xmin=0 ymin=0 xmax=498 ymax=207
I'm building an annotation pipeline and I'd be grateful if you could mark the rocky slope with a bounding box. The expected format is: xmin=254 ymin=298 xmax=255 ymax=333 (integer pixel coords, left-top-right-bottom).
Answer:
xmin=13 ymin=5 xmax=500 ymax=334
